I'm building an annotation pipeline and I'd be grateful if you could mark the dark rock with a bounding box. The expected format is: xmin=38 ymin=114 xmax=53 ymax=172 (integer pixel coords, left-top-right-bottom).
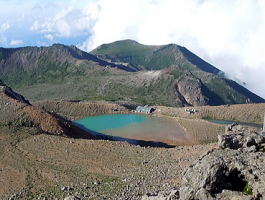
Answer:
xmin=0 ymin=80 xmax=31 ymax=105
xmin=218 ymin=125 xmax=265 ymax=150
xmin=179 ymin=128 xmax=265 ymax=200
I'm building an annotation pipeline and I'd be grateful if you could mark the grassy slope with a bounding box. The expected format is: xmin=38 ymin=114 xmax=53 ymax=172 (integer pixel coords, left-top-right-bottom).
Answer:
xmin=91 ymin=40 xmax=190 ymax=70
xmin=15 ymin=67 xmax=182 ymax=106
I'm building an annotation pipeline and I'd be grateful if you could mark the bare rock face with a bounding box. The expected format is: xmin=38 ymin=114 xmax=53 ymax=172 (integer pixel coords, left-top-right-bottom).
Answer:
xmin=176 ymin=73 xmax=209 ymax=106
xmin=179 ymin=125 xmax=265 ymax=200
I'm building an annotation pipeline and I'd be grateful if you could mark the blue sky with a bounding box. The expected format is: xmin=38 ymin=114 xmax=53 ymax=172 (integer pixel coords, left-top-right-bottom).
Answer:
xmin=0 ymin=0 xmax=93 ymax=47
xmin=0 ymin=0 xmax=265 ymax=98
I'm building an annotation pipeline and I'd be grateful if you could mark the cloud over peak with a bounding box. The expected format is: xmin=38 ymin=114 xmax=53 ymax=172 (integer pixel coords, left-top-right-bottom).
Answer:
xmin=0 ymin=0 xmax=264 ymax=98
xmin=9 ymin=40 xmax=23 ymax=46
xmin=1 ymin=23 xmax=10 ymax=32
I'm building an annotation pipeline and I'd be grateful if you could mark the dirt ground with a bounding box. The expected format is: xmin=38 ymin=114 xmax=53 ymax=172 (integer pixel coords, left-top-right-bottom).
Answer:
xmin=155 ymin=103 xmax=265 ymax=124
xmin=0 ymin=127 xmax=215 ymax=200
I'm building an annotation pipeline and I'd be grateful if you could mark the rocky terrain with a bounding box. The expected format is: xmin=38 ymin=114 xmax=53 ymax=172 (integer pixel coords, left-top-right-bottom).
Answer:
xmin=0 ymin=43 xmax=264 ymax=200
xmin=0 ymin=40 xmax=264 ymax=107
xmin=0 ymin=131 xmax=215 ymax=200
xmin=0 ymin=81 xmax=215 ymax=199
xmin=180 ymin=125 xmax=265 ymax=200
xmin=1 ymin=80 xmax=265 ymax=199
xmin=145 ymin=124 xmax=265 ymax=200
xmin=0 ymin=80 xmax=95 ymax=139
xmin=91 ymin=39 xmax=265 ymax=106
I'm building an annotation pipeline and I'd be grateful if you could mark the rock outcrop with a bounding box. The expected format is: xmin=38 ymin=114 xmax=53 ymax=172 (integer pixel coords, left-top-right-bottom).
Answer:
xmin=179 ymin=125 xmax=265 ymax=200
xmin=176 ymin=73 xmax=209 ymax=106
xmin=0 ymin=80 xmax=30 ymax=105
xmin=0 ymin=80 xmax=96 ymax=139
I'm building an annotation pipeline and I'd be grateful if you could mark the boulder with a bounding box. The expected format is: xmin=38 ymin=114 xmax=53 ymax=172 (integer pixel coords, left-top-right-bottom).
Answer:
xmin=179 ymin=126 xmax=265 ymax=200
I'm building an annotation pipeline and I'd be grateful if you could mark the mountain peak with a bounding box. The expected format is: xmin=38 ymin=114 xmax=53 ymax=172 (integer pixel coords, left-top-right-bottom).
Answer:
xmin=107 ymin=39 xmax=141 ymax=45
xmin=0 ymin=41 xmax=264 ymax=106
xmin=91 ymin=40 xmax=220 ymax=73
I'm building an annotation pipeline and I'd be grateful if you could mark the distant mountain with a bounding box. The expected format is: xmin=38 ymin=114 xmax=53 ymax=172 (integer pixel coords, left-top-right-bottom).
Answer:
xmin=91 ymin=39 xmax=221 ymax=74
xmin=0 ymin=41 xmax=264 ymax=106
xmin=0 ymin=44 xmax=137 ymax=87
xmin=91 ymin=39 xmax=265 ymax=105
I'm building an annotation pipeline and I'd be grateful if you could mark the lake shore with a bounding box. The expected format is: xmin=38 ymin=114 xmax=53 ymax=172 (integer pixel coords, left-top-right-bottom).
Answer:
xmin=34 ymin=100 xmax=264 ymax=144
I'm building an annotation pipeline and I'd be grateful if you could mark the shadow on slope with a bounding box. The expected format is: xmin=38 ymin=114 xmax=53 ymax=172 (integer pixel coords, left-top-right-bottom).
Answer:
xmin=66 ymin=45 xmax=138 ymax=72
xmin=224 ymin=79 xmax=265 ymax=103
xmin=177 ymin=46 xmax=221 ymax=75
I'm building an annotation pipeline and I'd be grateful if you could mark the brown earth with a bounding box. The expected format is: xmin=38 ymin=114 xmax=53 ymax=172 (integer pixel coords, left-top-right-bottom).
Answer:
xmin=1 ymin=81 xmax=264 ymax=199
xmin=0 ymin=81 xmax=95 ymax=139
xmin=155 ymin=103 xmax=265 ymax=124
xmin=0 ymin=128 xmax=215 ymax=200
xmin=34 ymin=100 xmax=130 ymax=120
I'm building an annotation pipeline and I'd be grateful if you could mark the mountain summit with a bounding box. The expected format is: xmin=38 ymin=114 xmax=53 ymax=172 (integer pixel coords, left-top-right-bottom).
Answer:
xmin=91 ymin=39 xmax=221 ymax=74
xmin=91 ymin=39 xmax=265 ymax=105
xmin=0 ymin=40 xmax=264 ymax=106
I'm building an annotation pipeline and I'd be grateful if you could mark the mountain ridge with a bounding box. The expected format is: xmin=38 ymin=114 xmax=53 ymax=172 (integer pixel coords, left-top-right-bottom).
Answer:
xmin=90 ymin=39 xmax=265 ymax=105
xmin=91 ymin=39 xmax=221 ymax=74
xmin=0 ymin=40 xmax=264 ymax=106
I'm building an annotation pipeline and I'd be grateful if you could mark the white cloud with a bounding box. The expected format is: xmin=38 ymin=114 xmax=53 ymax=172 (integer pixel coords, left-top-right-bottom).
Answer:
xmin=30 ymin=5 xmax=96 ymax=39
xmin=9 ymin=40 xmax=23 ymax=46
xmin=1 ymin=0 xmax=265 ymax=98
xmin=1 ymin=23 xmax=10 ymax=32
xmin=78 ymin=0 xmax=265 ymax=98
xmin=44 ymin=34 xmax=54 ymax=41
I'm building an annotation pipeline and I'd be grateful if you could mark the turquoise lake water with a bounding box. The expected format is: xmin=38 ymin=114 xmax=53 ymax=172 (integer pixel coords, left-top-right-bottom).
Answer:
xmin=75 ymin=114 xmax=191 ymax=145
xmin=77 ymin=114 xmax=147 ymax=132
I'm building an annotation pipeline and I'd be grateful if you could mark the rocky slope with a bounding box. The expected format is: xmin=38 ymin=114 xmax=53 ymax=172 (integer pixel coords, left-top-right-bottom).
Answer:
xmin=146 ymin=124 xmax=265 ymax=200
xmin=91 ymin=39 xmax=265 ymax=106
xmin=0 ymin=80 xmax=95 ymax=139
xmin=0 ymin=44 xmax=136 ymax=86
xmin=180 ymin=125 xmax=265 ymax=200
xmin=0 ymin=130 xmax=215 ymax=200
xmin=0 ymin=41 xmax=264 ymax=106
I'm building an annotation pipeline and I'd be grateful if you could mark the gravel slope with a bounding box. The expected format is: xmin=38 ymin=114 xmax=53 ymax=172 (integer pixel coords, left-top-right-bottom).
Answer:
xmin=0 ymin=129 xmax=215 ymax=199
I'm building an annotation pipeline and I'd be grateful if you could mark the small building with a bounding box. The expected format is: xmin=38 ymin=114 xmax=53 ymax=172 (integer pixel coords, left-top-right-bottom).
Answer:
xmin=185 ymin=108 xmax=199 ymax=114
xmin=136 ymin=105 xmax=155 ymax=114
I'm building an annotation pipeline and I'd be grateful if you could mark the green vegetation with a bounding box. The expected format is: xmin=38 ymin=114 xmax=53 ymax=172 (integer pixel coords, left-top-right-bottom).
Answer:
xmin=243 ymin=183 xmax=253 ymax=195
xmin=170 ymin=69 xmax=183 ymax=79
xmin=80 ymin=75 xmax=179 ymax=106
xmin=204 ymin=77 xmax=247 ymax=105
xmin=0 ymin=41 xmax=264 ymax=107
xmin=257 ymin=144 xmax=265 ymax=152
xmin=92 ymin=40 xmax=187 ymax=70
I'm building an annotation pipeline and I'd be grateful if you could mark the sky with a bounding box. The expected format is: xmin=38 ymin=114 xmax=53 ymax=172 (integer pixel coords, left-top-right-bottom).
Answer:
xmin=0 ymin=0 xmax=265 ymax=98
